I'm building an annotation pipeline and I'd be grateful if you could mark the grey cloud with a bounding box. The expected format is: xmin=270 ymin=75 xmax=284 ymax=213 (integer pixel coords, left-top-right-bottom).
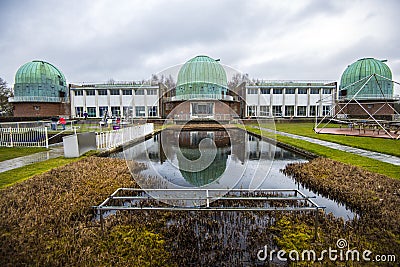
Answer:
xmin=0 ymin=0 xmax=399 ymax=86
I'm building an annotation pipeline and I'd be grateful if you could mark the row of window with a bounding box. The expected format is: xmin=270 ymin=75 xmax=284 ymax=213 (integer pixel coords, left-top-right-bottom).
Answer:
xmin=247 ymin=88 xmax=332 ymax=95
xmin=74 ymin=89 xmax=158 ymax=96
xmin=75 ymin=106 xmax=158 ymax=117
xmin=247 ymin=105 xmax=331 ymax=117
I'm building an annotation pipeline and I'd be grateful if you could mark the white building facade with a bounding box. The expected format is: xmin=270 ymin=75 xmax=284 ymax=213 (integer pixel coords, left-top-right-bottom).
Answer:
xmin=70 ymin=82 xmax=160 ymax=118
xmin=244 ymin=81 xmax=337 ymax=118
xmin=69 ymin=80 xmax=337 ymax=119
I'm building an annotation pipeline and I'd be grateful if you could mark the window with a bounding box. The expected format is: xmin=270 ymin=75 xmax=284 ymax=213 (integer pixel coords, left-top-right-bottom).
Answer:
xmin=272 ymin=106 xmax=282 ymax=116
xmin=99 ymin=106 xmax=108 ymax=117
xmin=147 ymin=89 xmax=157 ymax=95
xmin=298 ymin=88 xmax=307 ymax=94
xmin=322 ymin=106 xmax=331 ymax=116
xmin=122 ymin=90 xmax=133 ymax=95
xmin=285 ymin=88 xmax=295 ymax=94
xmin=75 ymin=107 xmax=83 ymax=117
xmin=309 ymin=106 xmax=319 ymax=116
xmin=273 ymin=88 xmax=282 ymax=94
xmin=285 ymin=106 xmax=295 ymax=117
xmin=110 ymin=89 xmax=120 ymax=95
xmin=297 ymin=106 xmax=307 ymax=116
xmin=123 ymin=106 xmax=133 ymax=117
xmin=98 ymin=89 xmax=107 ymax=95
xmin=322 ymin=88 xmax=331 ymax=94
xmin=310 ymin=88 xmax=319 ymax=94
xmin=247 ymin=105 xmax=257 ymax=116
xmin=148 ymin=106 xmax=158 ymax=117
xmin=135 ymin=89 xmax=145 ymax=95
xmin=87 ymin=107 xmax=96 ymax=117
xmin=74 ymin=90 xmax=83 ymax=96
xmin=111 ymin=106 xmax=120 ymax=117
xmin=86 ymin=89 xmax=95 ymax=96
xmin=192 ymin=103 xmax=214 ymax=115
xmin=135 ymin=106 xmax=145 ymax=117
xmin=259 ymin=106 xmax=270 ymax=116
xmin=260 ymin=88 xmax=270 ymax=94
xmin=247 ymin=88 xmax=258 ymax=94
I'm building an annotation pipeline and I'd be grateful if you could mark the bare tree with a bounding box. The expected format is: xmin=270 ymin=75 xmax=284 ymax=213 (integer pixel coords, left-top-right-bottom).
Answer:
xmin=164 ymin=74 xmax=176 ymax=89
xmin=0 ymin=78 xmax=13 ymax=116
xmin=228 ymin=73 xmax=250 ymax=90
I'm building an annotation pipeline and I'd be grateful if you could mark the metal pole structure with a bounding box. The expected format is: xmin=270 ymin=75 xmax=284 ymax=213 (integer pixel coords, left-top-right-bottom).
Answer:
xmin=206 ymin=189 xmax=210 ymax=208
xmin=45 ymin=127 xmax=49 ymax=149
xmin=100 ymin=209 xmax=104 ymax=231
xmin=9 ymin=127 xmax=13 ymax=147
xmin=314 ymin=208 xmax=319 ymax=241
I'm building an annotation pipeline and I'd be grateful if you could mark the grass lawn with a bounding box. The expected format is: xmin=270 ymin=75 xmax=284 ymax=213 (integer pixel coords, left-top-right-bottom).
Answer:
xmin=0 ymin=156 xmax=87 ymax=189
xmin=247 ymin=126 xmax=400 ymax=179
xmin=266 ymin=122 xmax=400 ymax=157
xmin=0 ymin=147 xmax=48 ymax=162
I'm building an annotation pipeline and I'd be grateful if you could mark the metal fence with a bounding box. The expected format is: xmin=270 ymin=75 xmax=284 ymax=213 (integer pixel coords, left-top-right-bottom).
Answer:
xmin=94 ymin=188 xmax=325 ymax=239
xmin=96 ymin=123 xmax=154 ymax=149
xmin=0 ymin=127 xmax=48 ymax=148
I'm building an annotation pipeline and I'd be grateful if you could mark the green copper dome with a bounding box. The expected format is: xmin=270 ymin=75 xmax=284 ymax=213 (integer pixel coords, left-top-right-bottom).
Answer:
xmin=13 ymin=60 xmax=68 ymax=102
xmin=339 ymin=58 xmax=393 ymax=100
xmin=175 ymin=55 xmax=228 ymax=100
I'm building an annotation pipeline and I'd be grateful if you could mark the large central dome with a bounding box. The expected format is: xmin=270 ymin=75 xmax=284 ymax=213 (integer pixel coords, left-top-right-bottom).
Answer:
xmin=175 ymin=55 xmax=228 ymax=100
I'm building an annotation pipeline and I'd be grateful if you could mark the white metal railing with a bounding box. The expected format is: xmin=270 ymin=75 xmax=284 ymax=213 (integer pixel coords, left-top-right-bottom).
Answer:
xmin=338 ymin=95 xmax=399 ymax=101
xmin=173 ymin=113 xmax=237 ymax=121
xmin=0 ymin=127 xmax=48 ymax=148
xmin=8 ymin=96 xmax=70 ymax=103
xmin=96 ymin=123 xmax=154 ymax=149
xmin=170 ymin=94 xmax=234 ymax=101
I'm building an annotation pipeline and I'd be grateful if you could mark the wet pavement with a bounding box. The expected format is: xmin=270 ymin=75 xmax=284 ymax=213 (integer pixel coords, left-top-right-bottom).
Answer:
xmin=0 ymin=145 xmax=64 ymax=173
xmin=257 ymin=127 xmax=400 ymax=166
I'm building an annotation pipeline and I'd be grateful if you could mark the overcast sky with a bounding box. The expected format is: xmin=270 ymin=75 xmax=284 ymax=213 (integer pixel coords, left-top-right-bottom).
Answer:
xmin=1 ymin=0 xmax=399 ymax=94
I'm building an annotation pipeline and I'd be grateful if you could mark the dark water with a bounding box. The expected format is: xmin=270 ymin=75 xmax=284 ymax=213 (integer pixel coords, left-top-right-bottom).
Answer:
xmin=111 ymin=129 xmax=354 ymax=220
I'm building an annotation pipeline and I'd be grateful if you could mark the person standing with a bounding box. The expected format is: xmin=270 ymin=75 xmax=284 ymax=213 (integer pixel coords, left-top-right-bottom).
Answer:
xmin=51 ymin=116 xmax=58 ymax=130
xmin=59 ymin=117 xmax=66 ymax=130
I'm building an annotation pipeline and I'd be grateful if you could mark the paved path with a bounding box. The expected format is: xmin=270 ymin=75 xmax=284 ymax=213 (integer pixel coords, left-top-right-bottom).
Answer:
xmin=0 ymin=145 xmax=64 ymax=173
xmin=257 ymin=127 xmax=400 ymax=166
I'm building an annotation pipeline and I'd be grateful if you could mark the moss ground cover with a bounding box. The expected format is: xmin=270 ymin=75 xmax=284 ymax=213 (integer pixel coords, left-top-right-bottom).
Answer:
xmin=0 ymin=147 xmax=47 ymax=162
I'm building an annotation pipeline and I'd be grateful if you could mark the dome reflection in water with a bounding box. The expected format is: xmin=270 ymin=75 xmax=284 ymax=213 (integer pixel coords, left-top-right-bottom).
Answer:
xmin=176 ymin=131 xmax=230 ymax=187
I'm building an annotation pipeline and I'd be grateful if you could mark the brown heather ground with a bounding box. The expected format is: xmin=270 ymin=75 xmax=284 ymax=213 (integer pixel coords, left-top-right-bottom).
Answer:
xmin=0 ymin=156 xmax=399 ymax=266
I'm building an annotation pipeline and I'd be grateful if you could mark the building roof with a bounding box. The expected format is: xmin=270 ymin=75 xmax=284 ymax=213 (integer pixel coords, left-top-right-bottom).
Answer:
xmin=339 ymin=58 xmax=393 ymax=99
xmin=15 ymin=60 xmax=66 ymax=86
xmin=177 ymin=55 xmax=227 ymax=88
xmin=12 ymin=60 xmax=68 ymax=102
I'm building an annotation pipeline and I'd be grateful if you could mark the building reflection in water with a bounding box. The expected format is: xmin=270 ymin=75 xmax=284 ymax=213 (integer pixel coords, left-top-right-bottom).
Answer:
xmin=123 ymin=129 xmax=291 ymax=188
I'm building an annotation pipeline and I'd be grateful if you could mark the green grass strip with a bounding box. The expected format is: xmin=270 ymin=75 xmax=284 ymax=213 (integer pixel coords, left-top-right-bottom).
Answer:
xmin=273 ymin=122 xmax=400 ymax=157
xmin=247 ymin=126 xmax=400 ymax=179
xmin=0 ymin=156 xmax=83 ymax=189
xmin=0 ymin=147 xmax=48 ymax=162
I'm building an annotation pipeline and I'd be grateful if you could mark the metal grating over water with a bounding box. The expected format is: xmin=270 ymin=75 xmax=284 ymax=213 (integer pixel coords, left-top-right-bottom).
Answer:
xmin=93 ymin=188 xmax=325 ymax=239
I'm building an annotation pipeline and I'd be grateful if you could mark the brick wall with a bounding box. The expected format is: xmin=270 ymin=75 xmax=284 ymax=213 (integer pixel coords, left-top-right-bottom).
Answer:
xmin=13 ymin=102 xmax=71 ymax=117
